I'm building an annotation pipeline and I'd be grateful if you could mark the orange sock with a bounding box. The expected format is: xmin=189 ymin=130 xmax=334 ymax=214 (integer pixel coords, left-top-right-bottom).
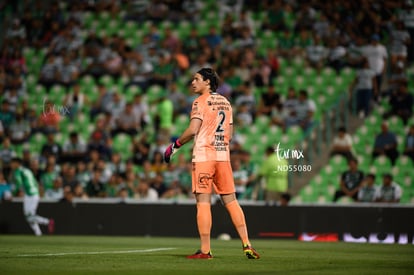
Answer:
xmin=225 ymin=200 xmax=250 ymax=245
xmin=197 ymin=202 xmax=212 ymax=254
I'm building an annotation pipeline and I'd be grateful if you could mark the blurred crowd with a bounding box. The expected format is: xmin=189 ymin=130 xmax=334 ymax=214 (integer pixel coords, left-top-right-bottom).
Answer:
xmin=0 ymin=0 xmax=413 ymax=203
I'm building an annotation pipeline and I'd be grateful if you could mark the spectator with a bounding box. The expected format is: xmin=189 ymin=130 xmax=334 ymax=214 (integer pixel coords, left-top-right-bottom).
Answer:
xmin=73 ymin=182 xmax=89 ymax=200
xmin=107 ymin=91 xmax=126 ymax=119
xmin=124 ymin=51 xmax=153 ymax=92
xmin=40 ymin=133 xmax=62 ymax=162
xmin=389 ymin=20 xmax=411 ymax=67
xmin=111 ymin=102 xmax=140 ymax=137
xmin=124 ymin=171 xmax=138 ymax=198
xmin=134 ymin=178 xmax=158 ymax=201
xmin=0 ymin=120 xmax=4 ymax=143
xmin=377 ymin=174 xmax=402 ymax=203
xmin=403 ymin=125 xmax=414 ymax=162
xmin=361 ymin=34 xmax=388 ymax=92
xmin=151 ymin=151 xmax=167 ymax=174
xmin=0 ymin=172 xmax=12 ymax=202
xmin=0 ymin=101 xmax=15 ymax=132
xmin=87 ymin=116 xmax=112 ymax=160
xmin=40 ymin=162 xmax=59 ymax=195
xmin=283 ymin=87 xmax=299 ymax=115
xmin=278 ymin=192 xmax=291 ymax=206
xmin=383 ymin=83 xmax=413 ymax=125
xmin=257 ymin=85 xmax=280 ymax=116
xmin=167 ymin=82 xmax=187 ymax=118
xmin=132 ymin=133 xmax=151 ymax=166
xmin=295 ymin=89 xmax=316 ymax=131
xmin=262 ymin=1 xmax=287 ymax=31
xmin=8 ymin=111 xmax=31 ymax=145
xmin=44 ymin=176 xmax=64 ymax=200
xmin=269 ymin=103 xmax=287 ymax=130
xmin=258 ymin=146 xmax=289 ymax=204
xmin=232 ymin=158 xmax=249 ymax=199
xmin=153 ymin=92 xmax=173 ymax=143
xmin=349 ymin=58 xmax=377 ymax=118
xmin=3 ymin=88 xmax=20 ymax=112
xmin=235 ymin=102 xmax=253 ymax=127
xmin=57 ymin=53 xmax=79 ymax=89
xmin=277 ymin=29 xmax=296 ymax=61
xmin=372 ymin=122 xmax=399 ymax=166
xmin=204 ymin=26 xmax=222 ymax=50
xmin=63 ymin=83 xmax=89 ymax=121
xmin=162 ymin=162 xmax=179 ymax=188
xmin=38 ymin=55 xmax=59 ymax=91
xmin=61 ymin=132 xmax=87 ymax=164
xmin=0 ymin=137 xmax=16 ymax=177
xmin=305 ymin=35 xmax=328 ymax=73
xmin=38 ymin=100 xmax=61 ymax=135
xmin=234 ymin=82 xmax=256 ymax=116
xmin=89 ymin=83 xmax=113 ymax=120
xmin=29 ymin=158 xmax=42 ymax=182
xmin=149 ymin=52 xmax=174 ymax=88
xmin=106 ymin=173 xmax=121 ymax=198
xmin=383 ymin=60 xmax=408 ymax=98
xmin=357 ymin=174 xmax=380 ymax=202
xmin=131 ymin=93 xmax=149 ymax=128
xmin=106 ymin=152 xmax=126 ymax=177
xmin=251 ymin=57 xmax=272 ymax=87
xmin=330 ymin=126 xmax=354 ymax=160
xmin=398 ymin=1 xmax=414 ymax=62
xmin=333 ymin=158 xmax=364 ymax=202
xmin=60 ymin=186 xmax=74 ymax=203
xmin=326 ymin=38 xmax=347 ymax=74
xmin=75 ymin=160 xmax=91 ymax=188
xmin=86 ymin=169 xmax=106 ymax=197
xmin=62 ymin=164 xmax=79 ymax=191
xmin=150 ymin=172 xmax=167 ymax=198
xmin=161 ymin=27 xmax=179 ymax=53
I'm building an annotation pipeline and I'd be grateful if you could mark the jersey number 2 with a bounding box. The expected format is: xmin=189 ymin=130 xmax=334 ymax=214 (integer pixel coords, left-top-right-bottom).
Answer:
xmin=215 ymin=111 xmax=225 ymax=132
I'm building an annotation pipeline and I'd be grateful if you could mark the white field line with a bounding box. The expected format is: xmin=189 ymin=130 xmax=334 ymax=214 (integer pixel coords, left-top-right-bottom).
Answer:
xmin=18 ymin=247 xmax=176 ymax=257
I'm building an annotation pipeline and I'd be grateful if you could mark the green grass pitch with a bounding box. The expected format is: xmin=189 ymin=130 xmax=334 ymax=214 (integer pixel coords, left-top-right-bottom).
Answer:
xmin=0 ymin=235 xmax=413 ymax=275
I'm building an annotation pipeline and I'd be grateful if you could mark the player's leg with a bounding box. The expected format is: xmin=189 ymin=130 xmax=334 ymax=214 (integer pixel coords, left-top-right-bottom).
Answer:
xmin=188 ymin=162 xmax=214 ymax=258
xmin=24 ymin=195 xmax=43 ymax=236
xmin=195 ymin=193 xmax=212 ymax=255
xmin=216 ymin=162 xmax=260 ymax=259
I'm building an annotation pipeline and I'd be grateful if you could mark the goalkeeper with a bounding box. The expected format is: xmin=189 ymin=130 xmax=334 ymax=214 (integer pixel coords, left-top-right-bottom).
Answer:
xmin=164 ymin=68 xmax=260 ymax=259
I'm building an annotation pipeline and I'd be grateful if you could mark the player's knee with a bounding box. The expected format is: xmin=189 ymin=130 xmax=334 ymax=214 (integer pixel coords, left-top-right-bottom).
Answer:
xmin=221 ymin=193 xmax=237 ymax=205
xmin=25 ymin=214 xmax=36 ymax=223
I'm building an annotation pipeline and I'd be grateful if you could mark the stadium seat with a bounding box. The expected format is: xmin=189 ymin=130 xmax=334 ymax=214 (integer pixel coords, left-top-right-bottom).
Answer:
xmin=329 ymin=155 xmax=348 ymax=172
xmin=372 ymin=155 xmax=392 ymax=172
xmin=99 ymin=75 xmax=115 ymax=88
xmin=395 ymin=156 xmax=414 ymax=175
xmin=112 ymin=133 xmax=133 ymax=160
xmin=146 ymin=85 xmax=165 ymax=103
xmin=48 ymin=85 xmax=67 ymax=102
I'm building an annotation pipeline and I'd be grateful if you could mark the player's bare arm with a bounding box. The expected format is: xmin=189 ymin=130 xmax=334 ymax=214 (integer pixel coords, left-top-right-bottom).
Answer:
xmin=178 ymin=118 xmax=202 ymax=145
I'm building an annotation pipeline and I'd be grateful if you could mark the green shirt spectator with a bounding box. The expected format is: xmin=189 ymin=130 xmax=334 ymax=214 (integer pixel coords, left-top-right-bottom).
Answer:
xmin=258 ymin=147 xmax=288 ymax=203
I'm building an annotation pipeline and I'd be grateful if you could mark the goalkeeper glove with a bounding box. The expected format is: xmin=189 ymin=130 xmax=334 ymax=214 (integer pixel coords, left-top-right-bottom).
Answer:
xmin=164 ymin=139 xmax=182 ymax=163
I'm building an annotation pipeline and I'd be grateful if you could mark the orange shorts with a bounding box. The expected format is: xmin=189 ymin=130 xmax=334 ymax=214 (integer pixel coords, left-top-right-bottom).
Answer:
xmin=192 ymin=161 xmax=235 ymax=194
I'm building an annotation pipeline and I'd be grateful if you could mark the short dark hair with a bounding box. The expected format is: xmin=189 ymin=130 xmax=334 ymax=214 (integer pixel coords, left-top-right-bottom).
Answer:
xmin=197 ymin=68 xmax=219 ymax=92
xmin=366 ymin=173 xmax=376 ymax=180
xmin=338 ymin=126 xmax=346 ymax=132
xmin=11 ymin=157 xmax=22 ymax=164
xmin=383 ymin=173 xmax=393 ymax=180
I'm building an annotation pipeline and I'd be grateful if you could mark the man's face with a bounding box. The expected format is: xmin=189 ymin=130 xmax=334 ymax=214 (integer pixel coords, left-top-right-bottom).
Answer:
xmin=10 ymin=161 xmax=18 ymax=170
xmin=191 ymin=73 xmax=209 ymax=94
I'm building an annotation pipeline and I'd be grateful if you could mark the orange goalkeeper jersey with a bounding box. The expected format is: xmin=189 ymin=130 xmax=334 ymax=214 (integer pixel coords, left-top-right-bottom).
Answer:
xmin=191 ymin=92 xmax=233 ymax=162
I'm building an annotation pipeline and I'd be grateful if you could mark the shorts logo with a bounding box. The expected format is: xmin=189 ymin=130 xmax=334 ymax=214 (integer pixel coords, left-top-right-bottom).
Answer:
xmin=198 ymin=173 xmax=213 ymax=189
